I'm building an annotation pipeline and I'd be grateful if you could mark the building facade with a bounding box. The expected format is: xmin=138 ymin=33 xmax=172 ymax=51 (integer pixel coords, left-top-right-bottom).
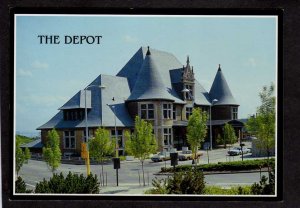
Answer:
xmin=37 ymin=46 xmax=243 ymax=156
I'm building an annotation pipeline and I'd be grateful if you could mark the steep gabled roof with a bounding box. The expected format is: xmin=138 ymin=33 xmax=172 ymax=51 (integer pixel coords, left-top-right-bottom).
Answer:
xmin=59 ymin=90 xmax=91 ymax=110
xmin=209 ymin=65 xmax=238 ymax=106
xmin=126 ymin=47 xmax=184 ymax=103
xmin=37 ymin=75 xmax=134 ymax=130
xmin=194 ymin=80 xmax=211 ymax=106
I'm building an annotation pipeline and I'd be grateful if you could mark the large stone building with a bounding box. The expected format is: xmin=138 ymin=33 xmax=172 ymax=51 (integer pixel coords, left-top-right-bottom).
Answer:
xmin=37 ymin=46 xmax=244 ymax=156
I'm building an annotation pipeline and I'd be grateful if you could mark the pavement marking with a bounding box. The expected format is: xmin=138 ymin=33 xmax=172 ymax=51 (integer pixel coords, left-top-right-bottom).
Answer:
xmin=26 ymin=183 xmax=35 ymax=188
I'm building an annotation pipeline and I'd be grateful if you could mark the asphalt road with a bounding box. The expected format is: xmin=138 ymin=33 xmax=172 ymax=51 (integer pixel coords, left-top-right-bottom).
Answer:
xmin=19 ymin=142 xmax=270 ymax=192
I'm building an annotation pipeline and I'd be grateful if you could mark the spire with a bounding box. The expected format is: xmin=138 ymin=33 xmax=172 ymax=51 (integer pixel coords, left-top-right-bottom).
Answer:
xmin=186 ymin=56 xmax=190 ymax=66
xmin=127 ymin=49 xmax=175 ymax=101
xmin=209 ymin=66 xmax=238 ymax=105
xmin=146 ymin=46 xmax=151 ymax=56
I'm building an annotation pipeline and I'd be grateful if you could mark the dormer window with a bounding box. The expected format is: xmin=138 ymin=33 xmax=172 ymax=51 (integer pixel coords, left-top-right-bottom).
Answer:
xmin=63 ymin=109 xmax=85 ymax=121
xmin=185 ymin=84 xmax=194 ymax=100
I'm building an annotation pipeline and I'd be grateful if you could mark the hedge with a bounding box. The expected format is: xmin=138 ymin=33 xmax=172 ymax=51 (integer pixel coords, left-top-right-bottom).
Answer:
xmin=161 ymin=158 xmax=275 ymax=173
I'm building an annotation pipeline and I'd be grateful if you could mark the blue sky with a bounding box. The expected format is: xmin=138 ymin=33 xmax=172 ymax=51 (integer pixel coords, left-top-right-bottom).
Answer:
xmin=15 ymin=15 xmax=277 ymax=135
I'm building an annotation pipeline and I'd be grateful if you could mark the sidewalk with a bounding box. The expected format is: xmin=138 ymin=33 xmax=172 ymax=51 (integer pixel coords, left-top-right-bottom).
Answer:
xmin=99 ymin=183 xmax=152 ymax=194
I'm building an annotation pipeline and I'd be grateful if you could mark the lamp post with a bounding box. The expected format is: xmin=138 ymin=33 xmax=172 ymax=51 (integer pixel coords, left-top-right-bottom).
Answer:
xmin=111 ymin=99 xmax=118 ymax=158
xmin=209 ymin=99 xmax=218 ymax=150
xmin=84 ymin=84 xmax=105 ymax=176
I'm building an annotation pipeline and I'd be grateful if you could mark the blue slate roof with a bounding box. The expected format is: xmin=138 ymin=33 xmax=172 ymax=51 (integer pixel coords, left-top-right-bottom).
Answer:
xmin=209 ymin=65 xmax=238 ymax=106
xmin=37 ymin=74 xmax=134 ymax=129
xmin=59 ymin=90 xmax=91 ymax=110
xmin=38 ymin=47 xmax=238 ymax=130
xmin=20 ymin=139 xmax=43 ymax=148
xmin=127 ymin=47 xmax=184 ymax=103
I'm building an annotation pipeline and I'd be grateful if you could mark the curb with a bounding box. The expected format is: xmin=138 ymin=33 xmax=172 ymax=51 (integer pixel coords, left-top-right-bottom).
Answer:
xmin=155 ymin=168 xmax=269 ymax=176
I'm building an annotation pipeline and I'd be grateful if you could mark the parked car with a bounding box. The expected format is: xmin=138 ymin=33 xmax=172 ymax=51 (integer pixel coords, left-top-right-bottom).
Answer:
xmin=227 ymin=147 xmax=251 ymax=156
xmin=178 ymin=150 xmax=202 ymax=161
xmin=151 ymin=152 xmax=170 ymax=162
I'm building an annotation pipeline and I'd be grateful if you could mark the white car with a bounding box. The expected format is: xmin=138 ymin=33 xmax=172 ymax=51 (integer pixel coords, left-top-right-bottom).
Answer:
xmin=151 ymin=152 xmax=170 ymax=162
xmin=227 ymin=147 xmax=251 ymax=156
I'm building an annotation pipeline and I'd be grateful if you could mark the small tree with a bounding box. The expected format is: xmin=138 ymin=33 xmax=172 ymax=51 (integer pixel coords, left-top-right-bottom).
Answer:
xmin=223 ymin=123 xmax=237 ymax=150
xmin=246 ymin=83 xmax=275 ymax=176
xmin=186 ymin=108 xmax=208 ymax=164
xmin=43 ymin=129 xmax=62 ymax=173
xmin=125 ymin=116 xmax=157 ymax=186
xmin=88 ymin=127 xmax=114 ymax=186
xmin=15 ymin=139 xmax=31 ymax=176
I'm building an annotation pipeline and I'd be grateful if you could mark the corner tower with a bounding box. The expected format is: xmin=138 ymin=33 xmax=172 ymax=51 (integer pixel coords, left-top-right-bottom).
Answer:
xmin=209 ymin=65 xmax=239 ymax=120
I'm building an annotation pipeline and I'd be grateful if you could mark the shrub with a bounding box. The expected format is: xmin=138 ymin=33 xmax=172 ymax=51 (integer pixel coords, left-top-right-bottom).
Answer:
xmin=161 ymin=158 xmax=275 ymax=173
xmin=251 ymin=161 xmax=275 ymax=195
xmin=203 ymin=185 xmax=252 ymax=195
xmin=146 ymin=168 xmax=205 ymax=194
xmin=15 ymin=176 xmax=32 ymax=193
xmin=35 ymin=172 xmax=100 ymax=194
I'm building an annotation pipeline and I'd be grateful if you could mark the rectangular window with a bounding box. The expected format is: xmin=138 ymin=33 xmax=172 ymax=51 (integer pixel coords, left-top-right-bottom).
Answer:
xmin=163 ymin=103 xmax=172 ymax=119
xmin=64 ymin=131 xmax=76 ymax=149
xmin=63 ymin=109 xmax=85 ymax=121
xmin=140 ymin=103 xmax=154 ymax=119
xmin=163 ymin=128 xmax=172 ymax=146
xmin=173 ymin=105 xmax=176 ymax=120
xmin=111 ymin=129 xmax=123 ymax=148
xmin=186 ymin=107 xmax=193 ymax=120
xmin=185 ymin=85 xmax=194 ymax=100
xmin=83 ymin=130 xmax=93 ymax=143
xmin=232 ymin=107 xmax=238 ymax=120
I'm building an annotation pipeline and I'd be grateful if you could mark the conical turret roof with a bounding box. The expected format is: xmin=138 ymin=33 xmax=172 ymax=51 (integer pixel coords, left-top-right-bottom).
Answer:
xmin=209 ymin=65 xmax=238 ymax=106
xmin=127 ymin=47 xmax=181 ymax=102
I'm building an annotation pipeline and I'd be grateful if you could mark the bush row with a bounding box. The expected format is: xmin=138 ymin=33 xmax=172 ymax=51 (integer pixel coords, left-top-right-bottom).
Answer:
xmin=161 ymin=158 xmax=275 ymax=173
xmin=33 ymin=172 xmax=100 ymax=194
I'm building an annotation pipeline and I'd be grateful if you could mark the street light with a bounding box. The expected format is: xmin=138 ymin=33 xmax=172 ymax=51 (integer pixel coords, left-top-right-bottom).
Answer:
xmin=107 ymin=97 xmax=118 ymax=158
xmin=84 ymin=84 xmax=106 ymax=176
xmin=209 ymin=99 xmax=218 ymax=150
xmin=112 ymin=97 xmax=118 ymax=158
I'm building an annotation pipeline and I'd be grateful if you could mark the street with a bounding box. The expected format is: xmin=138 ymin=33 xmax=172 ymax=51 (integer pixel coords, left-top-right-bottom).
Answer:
xmin=18 ymin=143 xmax=271 ymax=194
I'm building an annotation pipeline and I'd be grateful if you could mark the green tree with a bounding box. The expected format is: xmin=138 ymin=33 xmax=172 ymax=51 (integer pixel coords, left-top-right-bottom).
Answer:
xmin=224 ymin=123 xmax=237 ymax=150
xmin=15 ymin=139 xmax=31 ymax=176
xmin=246 ymin=83 xmax=275 ymax=176
xmin=186 ymin=108 xmax=208 ymax=164
xmin=125 ymin=116 xmax=157 ymax=186
xmin=88 ymin=127 xmax=114 ymax=186
xmin=43 ymin=129 xmax=62 ymax=172
xmin=15 ymin=176 xmax=32 ymax=193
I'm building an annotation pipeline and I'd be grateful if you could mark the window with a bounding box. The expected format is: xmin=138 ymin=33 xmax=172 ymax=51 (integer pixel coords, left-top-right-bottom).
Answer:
xmin=173 ymin=105 xmax=176 ymax=120
xmin=232 ymin=107 xmax=238 ymax=120
xmin=64 ymin=131 xmax=76 ymax=149
xmin=163 ymin=128 xmax=172 ymax=146
xmin=83 ymin=130 xmax=93 ymax=143
xmin=186 ymin=107 xmax=193 ymax=120
xmin=140 ymin=103 xmax=154 ymax=119
xmin=163 ymin=103 xmax=172 ymax=119
xmin=63 ymin=109 xmax=84 ymax=121
xmin=111 ymin=129 xmax=123 ymax=148
xmin=185 ymin=84 xmax=194 ymax=100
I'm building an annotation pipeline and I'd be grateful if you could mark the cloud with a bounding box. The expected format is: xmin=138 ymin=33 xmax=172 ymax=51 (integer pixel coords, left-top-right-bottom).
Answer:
xmin=17 ymin=68 xmax=33 ymax=77
xmin=123 ymin=35 xmax=137 ymax=43
xmin=31 ymin=60 xmax=49 ymax=70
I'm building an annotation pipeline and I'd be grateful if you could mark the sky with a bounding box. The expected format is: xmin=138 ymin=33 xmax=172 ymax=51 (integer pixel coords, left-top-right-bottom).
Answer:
xmin=15 ymin=15 xmax=277 ymax=136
